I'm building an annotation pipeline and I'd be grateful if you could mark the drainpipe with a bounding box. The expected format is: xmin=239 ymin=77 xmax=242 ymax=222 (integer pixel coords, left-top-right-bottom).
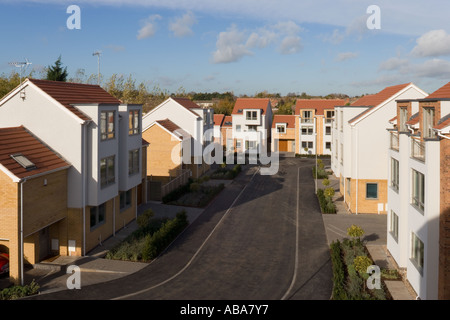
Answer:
xmin=81 ymin=120 xmax=91 ymax=256
xmin=355 ymin=126 xmax=358 ymax=215
xmin=19 ymin=179 xmax=26 ymax=286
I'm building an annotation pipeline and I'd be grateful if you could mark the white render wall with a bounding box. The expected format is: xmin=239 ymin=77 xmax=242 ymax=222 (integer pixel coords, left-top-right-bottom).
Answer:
xmin=0 ymin=83 xmax=84 ymax=207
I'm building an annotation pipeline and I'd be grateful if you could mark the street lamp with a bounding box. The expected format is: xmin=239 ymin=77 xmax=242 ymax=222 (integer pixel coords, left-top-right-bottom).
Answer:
xmin=92 ymin=51 xmax=101 ymax=85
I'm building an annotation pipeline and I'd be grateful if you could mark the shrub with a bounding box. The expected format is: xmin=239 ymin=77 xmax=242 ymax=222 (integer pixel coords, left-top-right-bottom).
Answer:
xmin=0 ymin=280 xmax=40 ymax=300
xmin=142 ymin=211 xmax=189 ymax=261
xmin=316 ymin=188 xmax=336 ymax=214
xmin=354 ymin=255 xmax=373 ymax=275
xmin=330 ymin=240 xmax=348 ymax=300
xmin=137 ymin=209 xmax=154 ymax=228
xmin=324 ymin=187 xmax=335 ymax=198
xmin=347 ymin=224 xmax=365 ymax=246
xmin=313 ymin=166 xmax=329 ymax=179
xmin=162 ymin=179 xmax=192 ymax=203
xmin=322 ymin=178 xmax=330 ymax=187
xmin=189 ymin=182 xmax=201 ymax=193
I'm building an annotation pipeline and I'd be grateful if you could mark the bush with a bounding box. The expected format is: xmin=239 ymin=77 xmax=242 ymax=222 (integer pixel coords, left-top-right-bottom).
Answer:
xmin=162 ymin=179 xmax=192 ymax=203
xmin=142 ymin=211 xmax=189 ymax=261
xmin=322 ymin=178 xmax=330 ymax=187
xmin=313 ymin=166 xmax=329 ymax=179
xmin=316 ymin=188 xmax=336 ymax=214
xmin=137 ymin=209 xmax=154 ymax=228
xmin=330 ymin=240 xmax=348 ymax=300
xmin=324 ymin=187 xmax=335 ymax=198
xmin=0 ymin=280 xmax=40 ymax=300
xmin=354 ymin=255 xmax=373 ymax=275
xmin=189 ymin=182 xmax=201 ymax=193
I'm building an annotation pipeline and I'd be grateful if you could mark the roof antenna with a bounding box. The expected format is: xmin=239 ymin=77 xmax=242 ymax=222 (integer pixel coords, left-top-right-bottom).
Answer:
xmin=8 ymin=58 xmax=32 ymax=100
xmin=92 ymin=51 xmax=102 ymax=85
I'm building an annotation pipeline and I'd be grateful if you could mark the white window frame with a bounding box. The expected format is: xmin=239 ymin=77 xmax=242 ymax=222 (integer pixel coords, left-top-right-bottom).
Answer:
xmin=391 ymin=158 xmax=399 ymax=192
xmin=390 ymin=210 xmax=399 ymax=241
xmin=128 ymin=109 xmax=140 ymax=135
xmin=412 ymin=169 xmax=425 ymax=212
xmin=411 ymin=232 xmax=424 ymax=272
xmin=101 ymin=111 xmax=115 ymax=141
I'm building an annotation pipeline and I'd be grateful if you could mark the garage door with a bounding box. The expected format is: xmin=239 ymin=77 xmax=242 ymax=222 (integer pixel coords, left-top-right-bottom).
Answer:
xmin=279 ymin=140 xmax=289 ymax=152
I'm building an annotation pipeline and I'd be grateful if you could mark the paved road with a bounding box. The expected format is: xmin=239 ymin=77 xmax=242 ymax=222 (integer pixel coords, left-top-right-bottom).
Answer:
xmin=28 ymin=157 xmax=332 ymax=300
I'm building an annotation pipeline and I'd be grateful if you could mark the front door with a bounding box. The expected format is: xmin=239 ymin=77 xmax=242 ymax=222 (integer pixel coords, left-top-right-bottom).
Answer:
xmin=39 ymin=227 xmax=50 ymax=261
xmin=279 ymin=140 xmax=289 ymax=152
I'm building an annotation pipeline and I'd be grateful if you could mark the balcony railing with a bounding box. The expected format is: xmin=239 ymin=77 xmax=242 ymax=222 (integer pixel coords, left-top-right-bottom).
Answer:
xmin=325 ymin=118 xmax=333 ymax=124
xmin=301 ymin=118 xmax=313 ymax=124
xmin=390 ymin=132 xmax=399 ymax=151
xmin=411 ymin=138 xmax=425 ymax=162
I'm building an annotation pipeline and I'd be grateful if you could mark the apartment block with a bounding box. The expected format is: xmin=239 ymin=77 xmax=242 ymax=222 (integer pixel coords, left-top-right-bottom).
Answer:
xmin=295 ymin=99 xmax=347 ymax=155
xmin=387 ymin=81 xmax=450 ymax=299
xmin=331 ymin=83 xmax=428 ymax=214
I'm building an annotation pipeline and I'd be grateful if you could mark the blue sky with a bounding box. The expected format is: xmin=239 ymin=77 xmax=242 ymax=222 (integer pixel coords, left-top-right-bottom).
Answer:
xmin=2 ymin=1 xmax=450 ymax=97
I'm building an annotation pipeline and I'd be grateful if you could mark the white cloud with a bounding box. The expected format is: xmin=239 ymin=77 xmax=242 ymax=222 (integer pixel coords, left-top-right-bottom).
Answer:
xmin=169 ymin=11 xmax=197 ymax=37
xmin=279 ymin=36 xmax=302 ymax=55
xmin=411 ymin=29 xmax=450 ymax=57
xmin=415 ymin=59 xmax=450 ymax=79
xmin=378 ymin=57 xmax=410 ymax=71
xmin=336 ymin=52 xmax=359 ymax=61
xmin=137 ymin=14 xmax=162 ymax=40
xmin=212 ymin=24 xmax=252 ymax=64
xmin=321 ymin=29 xmax=345 ymax=45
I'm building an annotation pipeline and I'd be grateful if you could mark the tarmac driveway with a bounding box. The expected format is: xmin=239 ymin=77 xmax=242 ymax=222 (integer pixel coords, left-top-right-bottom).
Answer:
xmin=27 ymin=157 xmax=332 ymax=300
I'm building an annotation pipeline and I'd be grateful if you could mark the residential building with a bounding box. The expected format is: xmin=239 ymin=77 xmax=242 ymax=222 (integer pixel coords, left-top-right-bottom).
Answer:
xmin=271 ymin=115 xmax=296 ymax=152
xmin=387 ymin=81 xmax=450 ymax=299
xmin=231 ymin=98 xmax=273 ymax=153
xmin=213 ymin=114 xmax=233 ymax=149
xmin=0 ymin=79 xmax=145 ymax=284
xmin=331 ymin=83 xmax=428 ymax=215
xmin=142 ymin=97 xmax=214 ymax=179
xmin=295 ymin=99 xmax=348 ymax=155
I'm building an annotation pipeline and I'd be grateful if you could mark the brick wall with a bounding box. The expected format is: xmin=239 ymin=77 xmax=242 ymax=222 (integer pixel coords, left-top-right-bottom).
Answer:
xmin=344 ymin=178 xmax=388 ymax=214
xmin=439 ymin=137 xmax=450 ymax=299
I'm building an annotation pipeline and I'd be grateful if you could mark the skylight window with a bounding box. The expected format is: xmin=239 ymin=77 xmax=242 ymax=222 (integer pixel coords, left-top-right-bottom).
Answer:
xmin=11 ymin=153 xmax=36 ymax=170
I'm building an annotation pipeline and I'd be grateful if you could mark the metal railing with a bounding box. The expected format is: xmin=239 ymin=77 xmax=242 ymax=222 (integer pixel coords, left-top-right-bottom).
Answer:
xmin=301 ymin=118 xmax=313 ymax=123
xmin=161 ymin=169 xmax=191 ymax=197
xmin=411 ymin=138 xmax=425 ymax=162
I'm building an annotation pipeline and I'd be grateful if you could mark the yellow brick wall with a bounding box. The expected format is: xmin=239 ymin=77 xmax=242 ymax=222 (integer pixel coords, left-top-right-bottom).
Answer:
xmin=143 ymin=124 xmax=182 ymax=178
xmin=316 ymin=115 xmax=324 ymax=155
xmin=344 ymin=178 xmax=388 ymax=214
xmin=295 ymin=116 xmax=300 ymax=154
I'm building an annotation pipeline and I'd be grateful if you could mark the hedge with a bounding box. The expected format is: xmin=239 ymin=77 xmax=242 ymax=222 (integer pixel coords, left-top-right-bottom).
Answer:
xmin=162 ymin=178 xmax=193 ymax=203
xmin=316 ymin=188 xmax=336 ymax=213
xmin=142 ymin=211 xmax=189 ymax=261
xmin=0 ymin=280 xmax=40 ymax=300
xmin=330 ymin=240 xmax=348 ymax=300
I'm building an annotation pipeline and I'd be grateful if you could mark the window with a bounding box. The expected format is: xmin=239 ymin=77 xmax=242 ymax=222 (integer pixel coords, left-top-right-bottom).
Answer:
xmin=236 ymin=140 xmax=241 ymax=149
xmin=411 ymin=232 xmax=424 ymax=271
xmin=129 ymin=110 xmax=140 ymax=135
xmin=335 ymin=140 xmax=338 ymax=159
xmin=120 ymin=190 xmax=132 ymax=211
xmin=302 ymin=141 xmax=313 ymax=149
xmin=302 ymin=111 xmax=312 ymax=123
xmin=346 ymin=178 xmax=351 ymax=196
xmin=276 ymin=124 xmax=286 ymax=133
xmin=246 ymin=111 xmax=258 ymax=120
xmin=391 ymin=158 xmax=399 ymax=191
xmin=236 ymin=125 xmax=241 ymax=132
xmin=100 ymin=155 xmax=115 ymax=188
xmin=128 ymin=149 xmax=140 ymax=176
xmin=399 ymin=107 xmax=408 ymax=132
xmin=90 ymin=203 xmax=106 ymax=229
xmin=301 ymin=127 xmax=313 ymax=135
xmin=326 ymin=110 xmax=335 ymax=119
xmin=246 ymin=140 xmax=257 ymax=149
xmin=325 ymin=126 xmax=331 ymax=135
xmin=340 ymin=143 xmax=343 ymax=163
xmin=101 ymin=111 xmax=115 ymax=140
xmin=326 ymin=142 xmax=331 ymax=150
xmin=247 ymin=125 xmax=258 ymax=132
xmin=390 ymin=211 xmax=399 ymax=241
xmin=423 ymin=107 xmax=436 ymax=139
xmin=412 ymin=169 xmax=425 ymax=211
xmin=366 ymin=183 xmax=378 ymax=199
xmin=10 ymin=153 xmax=36 ymax=170
xmin=340 ymin=110 xmax=344 ymax=131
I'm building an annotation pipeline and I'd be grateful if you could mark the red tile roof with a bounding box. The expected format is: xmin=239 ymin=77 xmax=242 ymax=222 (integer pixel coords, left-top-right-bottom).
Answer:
xmin=425 ymin=82 xmax=450 ymax=100
xmin=349 ymin=83 xmax=412 ymax=124
xmin=272 ymin=115 xmax=296 ymax=128
xmin=434 ymin=113 xmax=450 ymax=130
xmin=232 ymin=98 xmax=271 ymax=115
xmin=222 ymin=116 xmax=232 ymax=127
xmin=214 ymin=114 xmax=225 ymax=126
xmin=295 ymin=99 xmax=348 ymax=115
xmin=351 ymin=83 xmax=411 ymax=107
xmin=0 ymin=126 xmax=70 ymax=180
xmin=29 ymin=78 xmax=121 ymax=121
xmin=156 ymin=119 xmax=190 ymax=139
xmin=406 ymin=112 xmax=419 ymax=125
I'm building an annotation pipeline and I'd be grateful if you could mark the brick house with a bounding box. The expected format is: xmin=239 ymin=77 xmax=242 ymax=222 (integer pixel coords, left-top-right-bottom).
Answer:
xmin=271 ymin=115 xmax=296 ymax=152
xmin=0 ymin=79 xmax=146 ymax=284
xmin=387 ymin=81 xmax=450 ymax=299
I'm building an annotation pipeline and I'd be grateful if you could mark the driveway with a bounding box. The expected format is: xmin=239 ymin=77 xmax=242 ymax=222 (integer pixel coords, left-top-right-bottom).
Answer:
xmin=27 ymin=157 xmax=332 ymax=300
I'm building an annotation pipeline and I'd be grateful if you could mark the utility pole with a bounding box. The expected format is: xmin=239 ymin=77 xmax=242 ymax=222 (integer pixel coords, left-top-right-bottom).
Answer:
xmin=92 ymin=51 xmax=101 ymax=85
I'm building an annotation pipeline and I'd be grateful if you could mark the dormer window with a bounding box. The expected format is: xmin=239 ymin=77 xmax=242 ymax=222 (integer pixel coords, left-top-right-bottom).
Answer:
xmin=399 ymin=107 xmax=408 ymax=132
xmin=276 ymin=124 xmax=286 ymax=133
xmin=423 ymin=107 xmax=436 ymax=139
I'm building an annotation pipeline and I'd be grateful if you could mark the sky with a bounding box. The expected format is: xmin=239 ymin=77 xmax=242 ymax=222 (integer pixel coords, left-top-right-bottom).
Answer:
xmin=2 ymin=0 xmax=450 ymax=97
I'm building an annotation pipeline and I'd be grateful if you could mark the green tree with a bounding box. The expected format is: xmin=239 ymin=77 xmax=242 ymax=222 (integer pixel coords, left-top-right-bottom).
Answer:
xmin=46 ymin=56 xmax=68 ymax=81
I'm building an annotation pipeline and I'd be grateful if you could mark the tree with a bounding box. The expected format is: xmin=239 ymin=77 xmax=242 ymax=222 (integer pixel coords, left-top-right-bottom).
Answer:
xmin=46 ymin=56 xmax=68 ymax=81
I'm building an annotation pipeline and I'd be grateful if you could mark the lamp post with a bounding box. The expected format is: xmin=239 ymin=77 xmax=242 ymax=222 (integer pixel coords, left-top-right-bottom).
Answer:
xmin=315 ymin=117 xmax=318 ymax=193
xmin=92 ymin=51 xmax=101 ymax=85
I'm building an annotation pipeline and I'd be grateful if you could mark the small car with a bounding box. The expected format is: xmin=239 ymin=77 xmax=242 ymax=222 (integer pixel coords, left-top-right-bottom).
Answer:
xmin=0 ymin=253 xmax=9 ymax=275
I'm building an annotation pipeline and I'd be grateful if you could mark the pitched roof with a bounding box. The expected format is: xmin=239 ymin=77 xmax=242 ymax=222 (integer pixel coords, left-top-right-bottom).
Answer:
xmin=425 ymin=82 xmax=450 ymax=100
xmin=223 ymin=116 xmax=232 ymax=127
xmin=434 ymin=113 xmax=450 ymax=130
xmin=156 ymin=119 xmax=190 ymax=140
xmin=272 ymin=115 xmax=296 ymax=128
xmin=295 ymin=99 xmax=348 ymax=115
xmin=406 ymin=112 xmax=419 ymax=125
xmin=349 ymin=83 xmax=412 ymax=125
xmin=231 ymin=98 xmax=271 ymax=115
xmin=0 ymin=126 xmax=70 ymax=180
xmin=214 ymin=114 xmax=225 ymax=126
xmin=29 ymin=78 xmax=121 ymax=121
xmin=351 ymin=83 xmax=411 ymax=107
